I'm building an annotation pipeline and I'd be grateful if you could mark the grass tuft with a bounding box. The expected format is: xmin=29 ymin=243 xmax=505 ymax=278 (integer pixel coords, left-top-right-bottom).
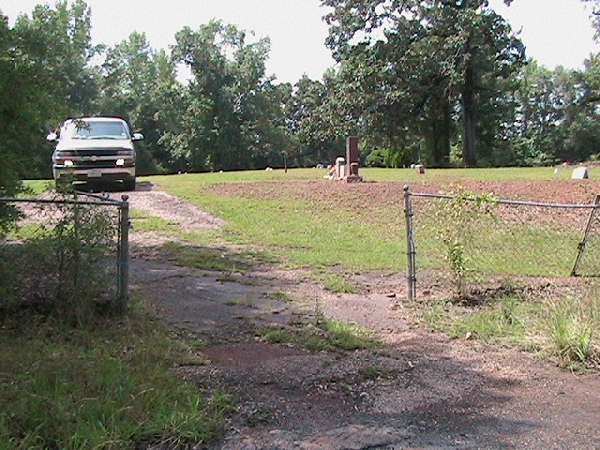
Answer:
xmin=260 ymin=318 xmax=378 ymax=352
xmin=312 ymin=271 xmax=356 ymax=294
xmin=546 ymin=299 xmax=596 ymax=367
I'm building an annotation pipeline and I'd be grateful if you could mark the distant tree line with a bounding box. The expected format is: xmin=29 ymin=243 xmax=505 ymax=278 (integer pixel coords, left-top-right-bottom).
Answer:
xmin=2 ymin=0 xmax=600 ymax=196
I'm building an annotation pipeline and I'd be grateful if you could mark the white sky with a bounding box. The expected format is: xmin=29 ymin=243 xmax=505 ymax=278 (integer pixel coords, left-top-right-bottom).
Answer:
xmin=2 ymin=0 xmax=599 ymax=83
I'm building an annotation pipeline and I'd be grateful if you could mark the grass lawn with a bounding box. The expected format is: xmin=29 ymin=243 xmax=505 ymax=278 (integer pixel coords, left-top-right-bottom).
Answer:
xmin=148 ymin=171 xmax=407 ymax=273
xmin=147 ymin=167 xmax=597 ymax=278
xmin=0 ymin=302 xmax=232 ymax=449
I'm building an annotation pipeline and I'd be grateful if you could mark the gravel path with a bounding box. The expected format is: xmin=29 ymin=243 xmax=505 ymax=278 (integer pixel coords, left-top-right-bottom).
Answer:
xmin=132 ymin=257 xmax=600 ymax=450
xmin=111 ymin=183 xmax=224 ymax=230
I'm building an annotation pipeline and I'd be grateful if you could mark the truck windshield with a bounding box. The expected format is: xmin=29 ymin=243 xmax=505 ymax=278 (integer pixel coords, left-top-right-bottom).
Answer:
xmin=65 ymin=121 xmax=130 ymax=140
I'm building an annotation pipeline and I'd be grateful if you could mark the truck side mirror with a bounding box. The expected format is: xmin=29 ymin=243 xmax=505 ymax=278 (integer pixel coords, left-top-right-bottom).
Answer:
xmin=47 ymin=132 xmax=58 ymax=142
xmin=132 ymin=133 xmax=144 ymax=142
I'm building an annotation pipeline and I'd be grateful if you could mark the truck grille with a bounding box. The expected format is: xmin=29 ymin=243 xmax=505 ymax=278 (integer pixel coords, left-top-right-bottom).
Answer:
xmin=57 ymin=149 xmax=129 ymax=157
xmin=73 ymin=161 xmax=122 ymax=169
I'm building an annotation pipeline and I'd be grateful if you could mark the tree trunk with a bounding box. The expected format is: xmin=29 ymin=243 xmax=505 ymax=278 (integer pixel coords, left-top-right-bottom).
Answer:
xmin=462 ymin=56 xmax=478 ymax=167
xmin=431 ymin=94 xmax=451 ymax=167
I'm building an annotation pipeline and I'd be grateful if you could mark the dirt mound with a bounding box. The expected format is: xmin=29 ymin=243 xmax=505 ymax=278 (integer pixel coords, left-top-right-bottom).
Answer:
xmin=209 ymin=178 xmax=600 ymax=211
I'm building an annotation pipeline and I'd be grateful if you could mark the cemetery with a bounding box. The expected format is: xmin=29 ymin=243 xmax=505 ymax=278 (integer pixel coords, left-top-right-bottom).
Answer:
xmin=3 ymin=0 xmax=600 ymax=446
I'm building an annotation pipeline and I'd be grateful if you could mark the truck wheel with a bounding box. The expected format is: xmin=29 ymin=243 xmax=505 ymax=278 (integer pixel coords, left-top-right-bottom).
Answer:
xmin=124 ymin=177 xmax=136 ymax=191
xmin=55 ymin=179 xmax=71 ymax=193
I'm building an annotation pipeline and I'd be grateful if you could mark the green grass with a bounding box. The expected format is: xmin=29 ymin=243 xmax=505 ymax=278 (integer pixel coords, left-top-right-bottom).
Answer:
xmin=547 ymin=298 xmax=597 ymax=366
xmin=146 ymin=166 xmax=598 ymax=187
xmin=147 ymin=173 xmax=405 ymax=273
xmin=22 ymin=179 xmax=53 ymax=196
xmin=6 ymin=223 xmax=47 ymax=240
xmin=312 ymin=270 xmax=356 ymax=294
xmin=260 ymin=318 xmax=378 ymax=352
xmin=416 ymin=218 xmax=583 ymax=278
xmin=423 ymin=291 xmax=600 ymax=369
xmin=131 ymin=209 xmax=181 ymax=234
xmin=130 ymin=209 xmax=220 ymax=247
xmin=24 ymin=168 xmax=597 ymax=279
xmin=147 ymin=170 xmax=594 ymax=279
xmin=0 ymin=301 xmax=233 ymax=449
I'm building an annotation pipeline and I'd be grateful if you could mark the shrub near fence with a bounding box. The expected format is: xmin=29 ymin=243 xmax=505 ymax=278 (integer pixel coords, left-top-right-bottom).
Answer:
xmin=403 ymin=187 xmax=600 ymax=300
xmin=0 ymin=192 xmax=130 ymax=323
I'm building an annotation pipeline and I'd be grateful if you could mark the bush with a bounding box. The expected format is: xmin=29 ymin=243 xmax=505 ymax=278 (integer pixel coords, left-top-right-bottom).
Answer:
xmin=434 ymin=191 xmax=498 ymax=297
xmin=1 ymin=195 xmax=121 ymax=324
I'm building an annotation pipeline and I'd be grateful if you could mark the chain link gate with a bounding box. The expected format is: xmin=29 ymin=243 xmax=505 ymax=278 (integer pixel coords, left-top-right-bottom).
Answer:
xmin=0 ymin=192 xmax=130 ymax=311
xmin=403 ymin=186 xmax=600 ymax=299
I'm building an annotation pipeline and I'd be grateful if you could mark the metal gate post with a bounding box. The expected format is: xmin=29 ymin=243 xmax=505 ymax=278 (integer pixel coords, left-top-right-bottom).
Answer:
xmin=404 ymin=186 xmax=417 ymax=301
xmin=571 ymin=194 xmax=600 ymax=277
xmin=117 ymin=195 xmax=130 ymax=309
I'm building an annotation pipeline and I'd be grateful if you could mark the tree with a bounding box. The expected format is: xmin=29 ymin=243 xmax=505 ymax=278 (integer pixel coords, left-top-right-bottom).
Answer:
xmin=99 ymin=32 xmax=182 ymax=173
xmin=168 ymin=21 xmax=295 ymax=171
xmin=322 ymin=0 xmax=525 ymax=167
xmin=2 ymin=0 xmax=99 ymax=178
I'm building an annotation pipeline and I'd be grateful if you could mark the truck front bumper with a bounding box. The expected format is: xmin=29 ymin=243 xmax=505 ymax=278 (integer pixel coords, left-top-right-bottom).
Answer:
xmin=53 ymin=166 xmax=135 ymax=182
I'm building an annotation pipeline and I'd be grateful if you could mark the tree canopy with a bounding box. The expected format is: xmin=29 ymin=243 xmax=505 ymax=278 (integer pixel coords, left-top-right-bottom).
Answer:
xmin=1 ymin=0 xmax=600 ymax=200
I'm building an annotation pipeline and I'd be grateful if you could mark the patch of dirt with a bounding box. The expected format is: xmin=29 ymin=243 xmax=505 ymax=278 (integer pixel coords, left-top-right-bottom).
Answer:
xmin=132 ymin=253 xmax=600 ymax=450
xmin=209 ymin=178 xmax=600 ymax=212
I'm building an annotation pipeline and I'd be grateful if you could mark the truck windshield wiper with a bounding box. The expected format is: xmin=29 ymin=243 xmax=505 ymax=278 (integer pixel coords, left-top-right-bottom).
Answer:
xmin=89 ymin=136 xmax=121 ymax=140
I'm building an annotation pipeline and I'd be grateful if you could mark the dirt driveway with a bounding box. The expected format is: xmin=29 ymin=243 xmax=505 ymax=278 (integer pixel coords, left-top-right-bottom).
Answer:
xmin=126 ymin=185 xmax=600 ymax=449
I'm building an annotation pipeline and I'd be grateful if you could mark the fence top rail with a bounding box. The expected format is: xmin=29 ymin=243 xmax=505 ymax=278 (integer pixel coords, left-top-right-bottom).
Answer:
xmin=0 ymin=195 xmax=126 ymax=207
xmin=409 ymin=191 xmax=600 ymax=210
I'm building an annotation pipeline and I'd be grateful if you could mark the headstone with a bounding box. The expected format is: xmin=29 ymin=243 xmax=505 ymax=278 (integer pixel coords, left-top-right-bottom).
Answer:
xmin=335 ymin=157 xmax=345 ymax=180
xmin=345 ymin=136 xmax=363 ymax=183
xmin=572 ymin=167 xmax=589 ymax=180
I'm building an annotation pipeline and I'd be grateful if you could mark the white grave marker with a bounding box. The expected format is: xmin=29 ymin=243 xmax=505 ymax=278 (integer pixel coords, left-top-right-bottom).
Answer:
xmin=572 ymin=167 xmax=589 ymax=180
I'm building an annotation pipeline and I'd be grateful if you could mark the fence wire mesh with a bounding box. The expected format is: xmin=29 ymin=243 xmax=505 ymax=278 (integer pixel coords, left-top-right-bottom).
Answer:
xmin=574 ymin=198 xmax=600 ymax=278
xmin=407 ymin=190 xmax=600 ymax=299
xmin=0 ymin=192 xmax=126 ymax=315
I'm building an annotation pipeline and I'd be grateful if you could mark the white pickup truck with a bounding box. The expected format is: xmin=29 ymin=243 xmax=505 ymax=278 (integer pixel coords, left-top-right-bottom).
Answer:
xmin=48 ymin=117 xmax=143 ymax=191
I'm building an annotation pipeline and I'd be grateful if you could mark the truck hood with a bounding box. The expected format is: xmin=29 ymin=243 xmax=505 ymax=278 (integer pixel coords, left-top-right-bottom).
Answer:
xmin=56 ymin=139 xmax=134 ymax=151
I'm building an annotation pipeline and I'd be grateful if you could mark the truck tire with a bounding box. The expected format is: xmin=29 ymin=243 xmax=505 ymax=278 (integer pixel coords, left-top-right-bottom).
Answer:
xmin=124 ymin=176 xmax=136 ymax=191
xmin=55 ymin=178 xmax=71 ymax=193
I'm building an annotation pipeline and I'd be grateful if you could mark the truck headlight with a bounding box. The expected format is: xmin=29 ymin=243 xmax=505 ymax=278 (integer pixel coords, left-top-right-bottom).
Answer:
xmin=116 ymin=159 xmax=125 ymax=166
xmin=64 ymin=160 xmax=74 ymax=167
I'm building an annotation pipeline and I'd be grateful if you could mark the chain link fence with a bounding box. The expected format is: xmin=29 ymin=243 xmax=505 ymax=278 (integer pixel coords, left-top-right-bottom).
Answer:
xmin=0 ymin=191 xmax=130 ymax=319
xmin=403 ymin=187 xmax=600 ymax=300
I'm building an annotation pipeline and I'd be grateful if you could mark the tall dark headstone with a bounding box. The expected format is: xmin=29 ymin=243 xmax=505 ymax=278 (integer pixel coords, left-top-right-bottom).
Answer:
xmin=345 ymin=136 xmax=363 ymax=182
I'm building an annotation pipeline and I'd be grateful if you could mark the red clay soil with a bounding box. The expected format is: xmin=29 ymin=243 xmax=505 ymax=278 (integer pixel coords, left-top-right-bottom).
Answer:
xmin=209 ymin=178 xmax=600 ymax=211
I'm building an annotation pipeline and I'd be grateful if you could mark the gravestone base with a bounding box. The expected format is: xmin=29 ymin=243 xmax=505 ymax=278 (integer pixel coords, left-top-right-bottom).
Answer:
xmin=345 ymin=175 xmax=363 ymax=183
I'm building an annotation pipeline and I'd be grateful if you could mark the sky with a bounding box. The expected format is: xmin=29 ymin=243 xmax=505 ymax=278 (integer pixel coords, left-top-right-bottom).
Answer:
xmin=2 ymin=0 xmax=600 ymax=83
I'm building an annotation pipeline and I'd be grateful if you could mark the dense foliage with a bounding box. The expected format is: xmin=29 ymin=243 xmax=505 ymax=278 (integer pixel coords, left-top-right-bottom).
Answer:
xmin=1 ymin=0 xmax=600 ymax=195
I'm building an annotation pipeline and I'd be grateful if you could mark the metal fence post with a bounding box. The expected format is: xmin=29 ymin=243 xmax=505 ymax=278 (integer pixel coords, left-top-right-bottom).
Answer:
xmin=118 ymin=195 xmax=130 ymax=309
xmin=571 ymin=194 xmax=600 ymax=277
xmin=404 ymin=186 xmax=417 ymax=301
